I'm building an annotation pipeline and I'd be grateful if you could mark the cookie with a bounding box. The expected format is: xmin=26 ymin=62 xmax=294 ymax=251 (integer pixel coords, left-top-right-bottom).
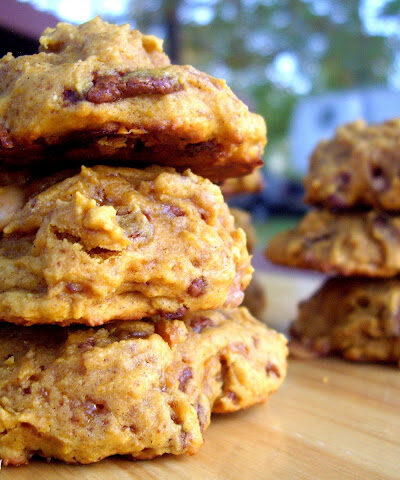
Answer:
xmin=291 ymin=277 xmax=400 ymax=364
xmin=220 ymin=170 xmax=264 ymax=197
xmin=304 ymin=119 xmax=400 ymax=211
xmin=0 ymin=165 xmax=252 ymax=326
xmin=230 ymin=207 xmax=257 ymax=253
xmin=266 ymin=209 xmax=400 ymax=277
xmin=0 ymin=167 xmax=78 ymax=229
xmin=0 ymin=307 xmax=287 ymax=465
xmin=229 ymin=208 xmax=267 ymax=318
xmin=0 ymin=17 xmax=266 ymax=182
xmin=242 ymin=275 xmax=268 ymax=320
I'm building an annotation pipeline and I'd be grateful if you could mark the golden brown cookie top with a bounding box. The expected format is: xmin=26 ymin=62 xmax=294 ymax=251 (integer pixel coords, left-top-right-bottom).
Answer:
xmin=38 ymin=16 xmax=169 ymax=67
xmin=266 ymin=208 xmax=400 ymax=277
xmin=0 ymin=165 xmax=252 ymax=326
xmin=304 ymin=119 xmax=400 ymax=211
xmin=0 ymin=18 xmax=266 ymax=181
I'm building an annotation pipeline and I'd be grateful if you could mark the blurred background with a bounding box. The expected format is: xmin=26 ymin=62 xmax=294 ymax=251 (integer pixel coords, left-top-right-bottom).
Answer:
xmin=2 ymin=0 xmax=400 ymax=244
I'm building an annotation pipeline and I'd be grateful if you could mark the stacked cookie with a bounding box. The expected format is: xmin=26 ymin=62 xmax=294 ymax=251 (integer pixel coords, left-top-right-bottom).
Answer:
xmin=0 ymin=18 xmax=287 ymax=465
xmin=221 ymin=172 xmax=268 ymax=320
xmin=267 ymin=119 xmax=400 ymax=365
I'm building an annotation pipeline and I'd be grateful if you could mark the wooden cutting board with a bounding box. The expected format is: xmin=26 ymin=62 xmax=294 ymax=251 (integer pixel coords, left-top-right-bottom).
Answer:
xmin=2 ymin=259 xmax=400 ymax=479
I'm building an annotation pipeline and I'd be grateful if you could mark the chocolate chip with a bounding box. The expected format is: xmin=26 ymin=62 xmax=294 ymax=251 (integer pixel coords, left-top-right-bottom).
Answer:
xmin=116 ymin=329 xmax=152 ymax=340
xmin=187 ymin=277 xmax=207 ymax=297
xmin=85 ymin=401 xmax=97 ymax=416
xmin=266 ymin=362 xmax=281 ymax=378
xmin=189 ymin=316 xmax=215 ymax=333
xmin=231 ymin=342 xmax=249 ymax=357
xmin=39 ymin=387 xmax=49 ymax=398
xmin=87 ymin=247 xmax=117 ymax=258
xmin=304 ymin=232 xmax=332 ymax=246
xmin=227 ymin=391 xmax=239 ymax=403
xmin=219 ymin=357 xmax=229 ymax=389
xmin=199 ymin=209 xmax=209 ymax=221
xmin=180 ymin=430 xmax=191 ymax=448
xmin=86 ymin=75 xmax=122 ymax=103
xmin=84 ymin=400 xmax=109 ymax=416
xmin=178 ymin=366 xmax=193 ymax=392
xmin=370 ymin=166 xmax=390 ymax=192
xmin=185 ymin=141 xmax=217 ymax=155
xmin=0 ymin=125 xmax=13 ymax=149
xmin=78 ymin=337 xmax=96 ymax=351
xmin=373 ymin=213 xmax=389 ymax=228
xmin=66 ymin=282 xmax=84 ymax=293
xmin=63 ymin=89 xmax=80 ymax=106
xmin=86 ymin=72 xmax=182 ymax=104
xmin=327 ymin=193 xmax=349 ymax=209
xmin=23 ymin=387 xmax=31 ymax=394
xmin=195 ymin=402 xmax=207 ymax=432
xmin=93 ymin=187 xmax=106 ymax=205
xmin=163 ymin=204 xmax=185 ymax=217
xmin=357 ymin=296 xmax=370 ymax=309
xmin=372 ymin=214 xmax=400 ymax=240
xmin=124 ymin=74 xmax=181 ymax=97
xmin=160 ymin=306 xmax=187 ymax=320
xmin=335 ymin=171 xmax=351 ymax=189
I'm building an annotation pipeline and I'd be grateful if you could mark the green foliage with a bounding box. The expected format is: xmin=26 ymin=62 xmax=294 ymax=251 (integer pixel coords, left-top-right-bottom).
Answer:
xmin=121 ymin=0 xmax=399 ymax=172
xmin=380 ymin=0 xmax=400 ymax=17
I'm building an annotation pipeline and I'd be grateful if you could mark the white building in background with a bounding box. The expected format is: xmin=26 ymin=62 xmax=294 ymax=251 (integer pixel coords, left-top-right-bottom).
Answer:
xmin=290 ymin=88 xmax=400 ymax=175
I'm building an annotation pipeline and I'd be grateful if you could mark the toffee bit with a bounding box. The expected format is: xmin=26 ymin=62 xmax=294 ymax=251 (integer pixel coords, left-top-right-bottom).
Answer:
xmin=187 ymin=277 xmax=207 ymax=297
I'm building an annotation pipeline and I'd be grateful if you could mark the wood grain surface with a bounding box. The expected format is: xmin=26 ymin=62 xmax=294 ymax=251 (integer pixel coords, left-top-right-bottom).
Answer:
xmin=2 ymin=258 xmax=399 ymax=479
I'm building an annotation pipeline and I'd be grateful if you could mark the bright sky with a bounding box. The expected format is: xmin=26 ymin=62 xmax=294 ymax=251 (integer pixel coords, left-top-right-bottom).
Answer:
xmin=20 ymin=0 xmax=398 ymax=30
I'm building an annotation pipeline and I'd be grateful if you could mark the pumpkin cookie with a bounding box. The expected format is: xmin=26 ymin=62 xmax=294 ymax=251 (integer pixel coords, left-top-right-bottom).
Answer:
xmin=0 ymin=307 xmax=287 ymax=465
xmin=0 ymin=17 xmax=266 ymax=182
xmin=291 ymin=277 xmax=400 ymax=364
xmin=304 ymin=119 xmax=400 ymax=211
xmin=230 ymin=208 xmax=267 ymax=318
xmin=266 ymin=209 xmax=400 ymax=277
xmin=242 ymin=275 xmax=268 ymax=320
xmin=0 ymin=165 xmax=252 ymax=326
xmin=220 ymin=170 xmax=264 ymax=197
xmin=230 ymin=207 xmax=257 ymax=254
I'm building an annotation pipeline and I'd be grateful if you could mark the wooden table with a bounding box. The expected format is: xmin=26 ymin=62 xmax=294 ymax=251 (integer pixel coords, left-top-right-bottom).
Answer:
xmin=3 ymin=257 xmax=400 ymax=479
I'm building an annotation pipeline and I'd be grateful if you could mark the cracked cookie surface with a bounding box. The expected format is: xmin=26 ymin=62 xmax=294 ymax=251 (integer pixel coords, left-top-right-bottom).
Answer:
xmin=0 ymin=165 xmax=252 ymax=325
xmin=0 ymin=17 xmax=266 ymax=182
xmin=0 ymin=307 xmax=287 ymax=465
